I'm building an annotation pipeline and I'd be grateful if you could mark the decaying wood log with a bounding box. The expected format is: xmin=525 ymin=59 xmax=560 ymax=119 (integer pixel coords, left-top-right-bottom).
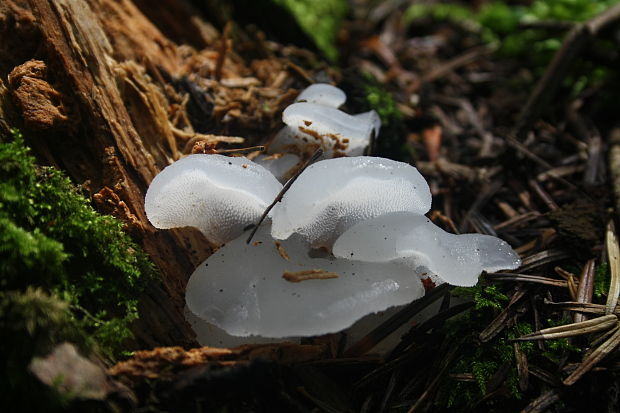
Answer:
xmin=109 ymin=343 xmax=329 ymax=381
xmin=2 ymin=0 xmax=214 ymax=347
xmin=0 ymin=0 xmax=314 ymax=347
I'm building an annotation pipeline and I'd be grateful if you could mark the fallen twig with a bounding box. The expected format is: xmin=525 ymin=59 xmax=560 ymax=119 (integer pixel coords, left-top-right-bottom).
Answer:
xmin=574 ymin=259 xmax=596 ymax=323
xmin=606 ymin=220 xmax=620 ymax=315
xmin=282 ymin=269 xmax=338 ymax=283
xmin=246 ymin=148 xmax=323 ymax=244
xmin=486 ymin=273 xmax=567 ymax=288
xmin=512 ymin=314 xmax=618 ymax=341
xmin=520 ymin=390 xmax=560 ymax=413
xmin=563 ymin=325 xmax=620 ymax=385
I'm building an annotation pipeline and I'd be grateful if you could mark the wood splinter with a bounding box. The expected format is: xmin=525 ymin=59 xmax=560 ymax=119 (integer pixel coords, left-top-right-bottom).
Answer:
xmin=274 ymin=241 xmax=289 ymax=260
xmin=282 ymin=269 xmax=339 ymax=283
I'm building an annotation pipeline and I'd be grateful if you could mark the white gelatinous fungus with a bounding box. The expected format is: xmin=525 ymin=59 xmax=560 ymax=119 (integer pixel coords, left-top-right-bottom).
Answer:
xmin=253 ymin=153 xmax=300 ymax=183
xmin=268 ymin=84 xmax=380 ymax=157
xmin=354 ymin=110 xmax=381 ymax=140
xmin=295 ymin=83 xmax=346 ymax=107
xmin=185 ymin=224 xmax=425 ymax=337
xmin=333 ymin=212 xmax=522 ymax=287
xmin=146 ymin=149 xmax=521 ymax=339
xmin=270 ymin=156 xmax=432 ymax=248
xmin=279 ymin=102 xmax=376 ymax=156
xmin=145 ymin=154 xmax=282 ymax=245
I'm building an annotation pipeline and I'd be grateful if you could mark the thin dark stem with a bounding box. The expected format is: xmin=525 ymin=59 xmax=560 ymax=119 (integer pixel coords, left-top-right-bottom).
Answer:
xmin=246 ymin=148 xmax=323 ymax=244
xmin=214 ymin=22 xmax=231 ymax=81
xmin=216 ymin=145 xmax=265 ymax=155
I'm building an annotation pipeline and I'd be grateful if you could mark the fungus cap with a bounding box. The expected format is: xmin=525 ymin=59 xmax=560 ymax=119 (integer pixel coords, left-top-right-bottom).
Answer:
xmin=185 ymin=223 xmax=425 ymax=337
xmin=270 ymin=157 xmax=432 ymax=247
xmin=281 ymin=102 xmax=376 ymax=156
xmin=145 ymin=154 xmax=282 ymax=245
xmin=295 ymin=83 xmax=346 ymax=108
xmin=268 ymin=83 xmax=380 ymax=157
xmin=333 ymin=212 xmax=522 ymax=287
xmin=354 ymin=110 xmax=381 ymax=140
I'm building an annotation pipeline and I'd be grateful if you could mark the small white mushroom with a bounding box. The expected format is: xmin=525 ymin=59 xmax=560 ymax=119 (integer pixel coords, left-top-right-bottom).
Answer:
xmin=148 ymin=151 xmax=520 ymax=340
xmin=270 ymin=156 xmax=432 ymax=248
xmin=145 ymin=154 xmax=282 ymax=245
xmin=295 ymin=83 xmax=346 ymax=107
xmin=185 ymin=223 xmax=425 ymax=338
xmin=268 ymin=84 xmax=380 ymax=157
xmin=281 ymin=102 xmax=376 ymax=156
xmin=332 ymin=212 xmax=522 ymax=287
xmin=354 ymin=110 xmax=381 ymax=139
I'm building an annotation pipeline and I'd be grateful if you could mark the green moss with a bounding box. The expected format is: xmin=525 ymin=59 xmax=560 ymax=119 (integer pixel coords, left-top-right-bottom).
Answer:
xmin=454 ymin=283 xmax=509 ymax=311
xmin=271 ymin=0 xmax=348 ymax=61
xmin=405 ymin=0 xmax=620 ymax=94
xmin=364 ymin=82 xmax=402 ymax=128
xmin=438 ymin=313 xmax=520 ymax=410
xmin=474 ymin=285 xmax=509 ymax=310
xmin=435 ymin=285 xmax=536 ymax=410
xmin=406 ymin=0 xmax=620 ymax=55
xmin=338 ymin=71 xmax=408 ymax=161
xmin=436 ymin=289 xmax=593 ymax=412
xmin=509 ymin=323 xmax=534 ymax=354
xmin=0 ymin=218 xmax=67 ymax=285
xmin=471 ymin=358 xmax=497 ymax=394
xmin=404 ymin=3 xmax=475 ymax=26
xmin=594 ymin=262 xmax=610 ymax=299
xmin=0 ymin=129 xmax=155 ymax=357
xmin=0 ymin=288 xmax=87 ymax=411
xmin=540 ymin=318 xmax=581 ymax=363
xmin=524 ymin=0 xmax=617 ymax=22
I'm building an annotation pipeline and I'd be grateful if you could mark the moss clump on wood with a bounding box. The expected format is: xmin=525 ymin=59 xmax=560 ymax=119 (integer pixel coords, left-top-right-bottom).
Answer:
xmin=0 ymin=288 xmax=88 ymax=412
xmin=0 ymin=129 xmax=155 ymax=358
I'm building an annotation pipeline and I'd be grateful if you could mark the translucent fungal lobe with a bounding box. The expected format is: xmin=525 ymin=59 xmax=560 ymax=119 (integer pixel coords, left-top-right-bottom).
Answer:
xmin=270 ymin=157 xmax=432 ymax=247
xmin=333 ymin=212 xmax=522 ymax=287
xmin=145 ymin=154 xmax=282 ymax=245
xmin=185 ymin=224 xmax=425 ymax=337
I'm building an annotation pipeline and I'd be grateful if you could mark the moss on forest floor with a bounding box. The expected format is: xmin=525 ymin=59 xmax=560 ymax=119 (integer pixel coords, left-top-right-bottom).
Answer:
xmin=0 ymin=129 xmax=156 ymax=409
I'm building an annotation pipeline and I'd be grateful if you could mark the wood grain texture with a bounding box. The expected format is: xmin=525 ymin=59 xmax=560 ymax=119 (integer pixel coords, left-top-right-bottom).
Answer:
xmin=1 ymin=0 xmax=218 ymax=347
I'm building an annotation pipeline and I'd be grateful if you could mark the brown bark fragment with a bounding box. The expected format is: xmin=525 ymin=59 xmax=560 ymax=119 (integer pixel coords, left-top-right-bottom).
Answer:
xmin=282 ymin=269 xmax=339 ymax=283
xmin=109 ymin=343 xmax=329 ymax=380
xmin=274 ymin=240 xmax=290 ymax=260
xmin=93 ymin=186 xmax=145 ymax=236
xmin=8 ymin=60 xmax=69 ymax=129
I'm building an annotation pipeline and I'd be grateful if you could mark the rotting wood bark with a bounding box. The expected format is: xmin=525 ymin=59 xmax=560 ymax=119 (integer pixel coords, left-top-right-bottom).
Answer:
xmin=5 ymin=0 xmax=213 ymax=347
xmin=109 ymin=343 xmax=329 ymax=381
xmin=0 ymin=0 xmax=215 ymax=348
xmin=0 ymin=0 xmax=318 ymax=348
